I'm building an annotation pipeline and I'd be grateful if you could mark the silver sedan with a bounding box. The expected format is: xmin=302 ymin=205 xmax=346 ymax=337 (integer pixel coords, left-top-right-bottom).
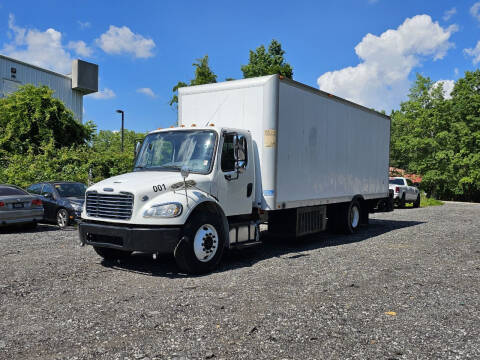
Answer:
xmin=0 ymin=185 xmax=44 ymax=229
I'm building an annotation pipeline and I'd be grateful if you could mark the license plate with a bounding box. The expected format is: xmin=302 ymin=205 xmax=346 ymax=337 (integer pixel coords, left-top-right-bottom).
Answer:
xmin=13 ymin=203 xmax=24 ymax=209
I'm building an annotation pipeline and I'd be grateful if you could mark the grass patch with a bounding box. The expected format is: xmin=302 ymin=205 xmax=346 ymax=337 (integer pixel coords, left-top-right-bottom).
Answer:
xmin=420 ymin=194 xmax=443 ymax=207
xmin=403 ymin=193 xmax=443 ymax=208
xmin=420 ymin=195 xmax=443 ymax=207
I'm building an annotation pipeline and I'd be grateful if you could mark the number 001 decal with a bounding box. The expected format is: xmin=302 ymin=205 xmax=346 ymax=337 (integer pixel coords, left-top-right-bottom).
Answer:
xmin=153 ymin=184 xmax=167 ymax=192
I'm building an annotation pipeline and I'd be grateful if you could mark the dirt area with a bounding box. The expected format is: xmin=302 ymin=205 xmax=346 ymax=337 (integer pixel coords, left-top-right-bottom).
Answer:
xmin=1 ymin=202 xmax=479 ymax=359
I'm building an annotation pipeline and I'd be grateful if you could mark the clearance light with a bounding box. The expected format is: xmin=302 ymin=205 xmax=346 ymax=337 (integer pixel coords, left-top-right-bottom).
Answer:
xmin=209 ymin=123 xmax=215 ymax=127
xmin=170 ymin=126 xmax=174 ymax=128
xmin=157 ymin=127 xmax=162 ymax=130
xmin=191 ymin=124 xmax=197 ymax=127
xmin=180 ymin=125 xmax=185 ymax=128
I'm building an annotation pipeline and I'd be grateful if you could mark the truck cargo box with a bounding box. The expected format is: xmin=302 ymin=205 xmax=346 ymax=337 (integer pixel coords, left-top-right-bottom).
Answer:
xmin=179 ymin=75 xmax=390 ymax=210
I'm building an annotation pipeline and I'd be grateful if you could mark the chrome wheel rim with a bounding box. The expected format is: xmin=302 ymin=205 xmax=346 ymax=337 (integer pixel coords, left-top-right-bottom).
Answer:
xmin=350 ymin=205 xmax=360 ymax=228
xmin=193 ymin=224 xmax=218 ymax=262
xmin=57 ymin=210 xmax=68 ymax=228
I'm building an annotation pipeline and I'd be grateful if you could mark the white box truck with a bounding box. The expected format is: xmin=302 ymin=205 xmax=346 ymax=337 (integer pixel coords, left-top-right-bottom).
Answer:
xmin=79 ymin=75 xmax=393 ymax=274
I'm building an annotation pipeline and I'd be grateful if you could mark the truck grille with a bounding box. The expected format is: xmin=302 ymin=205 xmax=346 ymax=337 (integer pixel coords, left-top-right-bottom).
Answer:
xmin=86 ymin=192 xmax=134 ymax=220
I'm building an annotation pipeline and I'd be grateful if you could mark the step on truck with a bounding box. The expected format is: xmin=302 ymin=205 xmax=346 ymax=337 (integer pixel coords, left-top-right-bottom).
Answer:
xmin=79 ymin=75 xmax=393 ymax=274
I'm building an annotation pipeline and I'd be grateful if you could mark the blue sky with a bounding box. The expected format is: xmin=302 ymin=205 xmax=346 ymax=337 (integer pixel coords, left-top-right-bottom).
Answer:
xmin=1 ymin=0 xmax=479 ymax=132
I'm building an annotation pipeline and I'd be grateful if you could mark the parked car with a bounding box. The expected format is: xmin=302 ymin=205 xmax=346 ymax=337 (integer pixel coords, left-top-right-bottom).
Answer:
xmin=389 ymin=177 xmax=420 ymax=208
xmin=26 ymin=182 xmax=86 ymax=228
xmin=0 ymin=184 xmax=43 ymax=228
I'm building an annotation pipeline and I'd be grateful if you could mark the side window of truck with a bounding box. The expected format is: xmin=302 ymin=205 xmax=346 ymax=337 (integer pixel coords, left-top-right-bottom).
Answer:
xmin=221 ymin=134 xmax=235 ymax=172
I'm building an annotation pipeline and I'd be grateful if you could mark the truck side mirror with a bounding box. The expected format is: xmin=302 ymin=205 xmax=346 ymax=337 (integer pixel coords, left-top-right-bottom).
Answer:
xmin=234 ymin=136 xmax=247 ymax=173
xmin=134 ymin=141 xmax=142 ymax=158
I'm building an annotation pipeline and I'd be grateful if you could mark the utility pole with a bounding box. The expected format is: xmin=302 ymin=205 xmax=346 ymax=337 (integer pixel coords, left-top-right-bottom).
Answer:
xmin=116 ymin=109 xmax=125 ymax=152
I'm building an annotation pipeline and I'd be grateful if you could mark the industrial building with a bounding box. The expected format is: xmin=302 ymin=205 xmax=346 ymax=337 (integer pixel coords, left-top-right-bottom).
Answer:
xmin=0 ymin=55 xmax=98 ymax=121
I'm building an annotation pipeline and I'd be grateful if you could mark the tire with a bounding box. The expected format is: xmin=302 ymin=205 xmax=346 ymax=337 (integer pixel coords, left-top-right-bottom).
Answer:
xmin=174 ymin=211 xmax=226 ymax=274
xmin=332 ymin=199 xmax=361 ymax=234
xmin=56 ymin=208 xmax=69 ymax=228
xmin=93 ymin=246 xmax=132 ymax=261
xmin=399 ymin=194 xmax=406 ymax=208
xmin=413 ymin=194 xmax=421 ymax=208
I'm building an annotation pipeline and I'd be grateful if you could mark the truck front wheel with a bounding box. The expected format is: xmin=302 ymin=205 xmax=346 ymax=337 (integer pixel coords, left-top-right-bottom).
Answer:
xmin=174 ymin=212 xmax=226 ymax=274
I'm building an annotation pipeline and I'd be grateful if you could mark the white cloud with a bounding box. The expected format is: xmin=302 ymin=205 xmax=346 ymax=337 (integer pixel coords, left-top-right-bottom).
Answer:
xmin=454 ymin=67 xmax=459 ymax=76
xmin=471 ymin=2 xmax=480 ymax=22
xmin=136 ymin=87 xmax=156 ymax=97
xmin=443 ymin=7 xmax=457 ymax=21
xmin=433 ymin=80 xmax=455 ymax=99
xmin=2 ymin=14 xmax=73 ymax=73
xmin=67 ymin=40 xmax=93 ymax=57
xmin=464 ymin=40 xmax=480 ymax=64
xmin=317 ymin=15 xmax=457 ymax=111
xmin=77 ymin=21 xmax=91 ymax=29
xmin=88 ymin=88 xmax=116 ymax=100
xmin=95 ymin=25 xmax=155 ymax=58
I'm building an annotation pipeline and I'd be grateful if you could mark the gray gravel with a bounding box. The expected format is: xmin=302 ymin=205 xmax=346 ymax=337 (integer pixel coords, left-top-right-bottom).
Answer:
xmin=1 ymin=202 xmax=479 ymax=360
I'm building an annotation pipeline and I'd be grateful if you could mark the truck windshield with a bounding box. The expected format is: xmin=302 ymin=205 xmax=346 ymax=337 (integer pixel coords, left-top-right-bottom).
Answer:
xmin=134 ymin=130 xmax=217 ymax=174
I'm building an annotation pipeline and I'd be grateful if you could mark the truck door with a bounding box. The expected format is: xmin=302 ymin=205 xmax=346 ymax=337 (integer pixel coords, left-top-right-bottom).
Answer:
xmin=406 ymin=178 xmax=417 ymax=200
xmin=216 ymin=132 xmax=254 ymax=216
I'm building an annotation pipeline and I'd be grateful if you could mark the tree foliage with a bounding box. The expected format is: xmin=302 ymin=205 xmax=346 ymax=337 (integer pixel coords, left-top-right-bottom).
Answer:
xmin=0 ymin=84 xmax=94 ymax=156
xmin=390 ymin=72 xmax=480 ymax=202
xmin=241 ymin=39 xmax=293 ymax=79
xmin=169 ymin=55 xmax=217 ymax=108
xmin=0 ymin=84 xmax=145 ymax=188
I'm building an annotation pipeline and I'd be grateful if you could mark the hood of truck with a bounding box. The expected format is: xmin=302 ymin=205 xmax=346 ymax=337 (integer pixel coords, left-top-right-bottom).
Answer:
xmin=82 ymin=171 xmax=214 ymax=225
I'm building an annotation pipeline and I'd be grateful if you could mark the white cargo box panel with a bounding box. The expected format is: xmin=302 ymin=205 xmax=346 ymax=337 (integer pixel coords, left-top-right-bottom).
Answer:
xmin=178 ymin=75 xmax=390 ymax=210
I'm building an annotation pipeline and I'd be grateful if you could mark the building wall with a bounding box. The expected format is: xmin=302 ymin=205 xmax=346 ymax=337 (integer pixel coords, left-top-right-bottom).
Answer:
xmin=0 ymin=55 xmax=83 ymax=121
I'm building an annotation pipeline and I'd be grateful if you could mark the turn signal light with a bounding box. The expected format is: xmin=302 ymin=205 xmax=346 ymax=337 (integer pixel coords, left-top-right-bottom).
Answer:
xmin=31 ymin=199 xmax=42 ymax=206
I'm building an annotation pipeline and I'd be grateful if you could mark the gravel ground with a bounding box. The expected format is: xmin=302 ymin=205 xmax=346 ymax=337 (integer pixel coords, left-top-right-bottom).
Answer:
xmin=0 ymin=202 xmax=479 ymax=360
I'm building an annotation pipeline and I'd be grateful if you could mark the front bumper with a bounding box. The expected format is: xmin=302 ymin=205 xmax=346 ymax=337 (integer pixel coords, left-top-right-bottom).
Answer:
xmin=79 ymin=221 xmax=181 ymax=253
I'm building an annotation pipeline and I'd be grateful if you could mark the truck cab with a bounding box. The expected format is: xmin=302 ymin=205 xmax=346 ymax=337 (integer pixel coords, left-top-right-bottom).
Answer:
xmin=79 ymin=126 xmax=258 ymax=273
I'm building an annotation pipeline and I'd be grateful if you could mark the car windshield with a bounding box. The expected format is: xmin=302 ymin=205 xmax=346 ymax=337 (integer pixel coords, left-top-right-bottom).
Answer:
xmin=389 ymin=178 xmax=405 ymax=185
xmin=0 ymin=186 xmax=27 ymax=196
xmin=134 ymin=130 xmax=217 ymax=174
xmin=54 ymin=183 xmax=87 ymax=198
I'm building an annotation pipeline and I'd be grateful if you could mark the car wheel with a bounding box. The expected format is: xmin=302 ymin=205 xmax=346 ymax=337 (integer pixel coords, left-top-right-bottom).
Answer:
xmin=413 ymin=194 xmax=421 ymax=208
xmin=174 ymin=211 xmax=226 ymax=274
xmin=56 ymin=208 xmax=69 ymax=228
xmin=93 ymin=246 xmax=132 ymax=261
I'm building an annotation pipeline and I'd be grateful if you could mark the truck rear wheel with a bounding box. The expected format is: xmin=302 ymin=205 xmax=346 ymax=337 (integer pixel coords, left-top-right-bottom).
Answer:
xmin=93 ymin=246 xmax=132 ymax=261
xmin=174 ymin=212 xmax=226 ymax=274
xmin=413 ymin=194 xmax=421 ymax=208
xmin=333 ymin=200 xmax=361 ymax=234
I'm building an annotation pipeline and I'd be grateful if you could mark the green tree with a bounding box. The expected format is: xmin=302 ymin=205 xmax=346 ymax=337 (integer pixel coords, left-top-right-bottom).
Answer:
xmin=0 ymin=84 xmax=94 ymax=156
xmin=169 ymin=55 xmax=217 ymax=108
xmin=241 ymin=39 xmax=293 ymax=79
xmin=390 ymin=72 xmax=480 ymax=202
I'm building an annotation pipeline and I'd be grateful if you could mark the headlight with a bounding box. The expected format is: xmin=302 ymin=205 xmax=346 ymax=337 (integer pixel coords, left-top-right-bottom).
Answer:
xmin=143 ymin=202 xmax=183 ymax=218
xmin=71 ymin=203 xmax=83 ymax=211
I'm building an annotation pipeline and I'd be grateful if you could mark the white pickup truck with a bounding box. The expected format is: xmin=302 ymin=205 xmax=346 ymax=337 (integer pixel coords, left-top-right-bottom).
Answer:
xmin=389 ymin=177 xmax=420 ymax=208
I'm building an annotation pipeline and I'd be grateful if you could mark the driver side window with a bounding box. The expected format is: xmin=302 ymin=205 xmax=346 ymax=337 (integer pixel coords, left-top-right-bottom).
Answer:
xmin=221 ymin=134 xmax=235 ymax=172
xmin=220 ymin=133 xmax=248 ymax=172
